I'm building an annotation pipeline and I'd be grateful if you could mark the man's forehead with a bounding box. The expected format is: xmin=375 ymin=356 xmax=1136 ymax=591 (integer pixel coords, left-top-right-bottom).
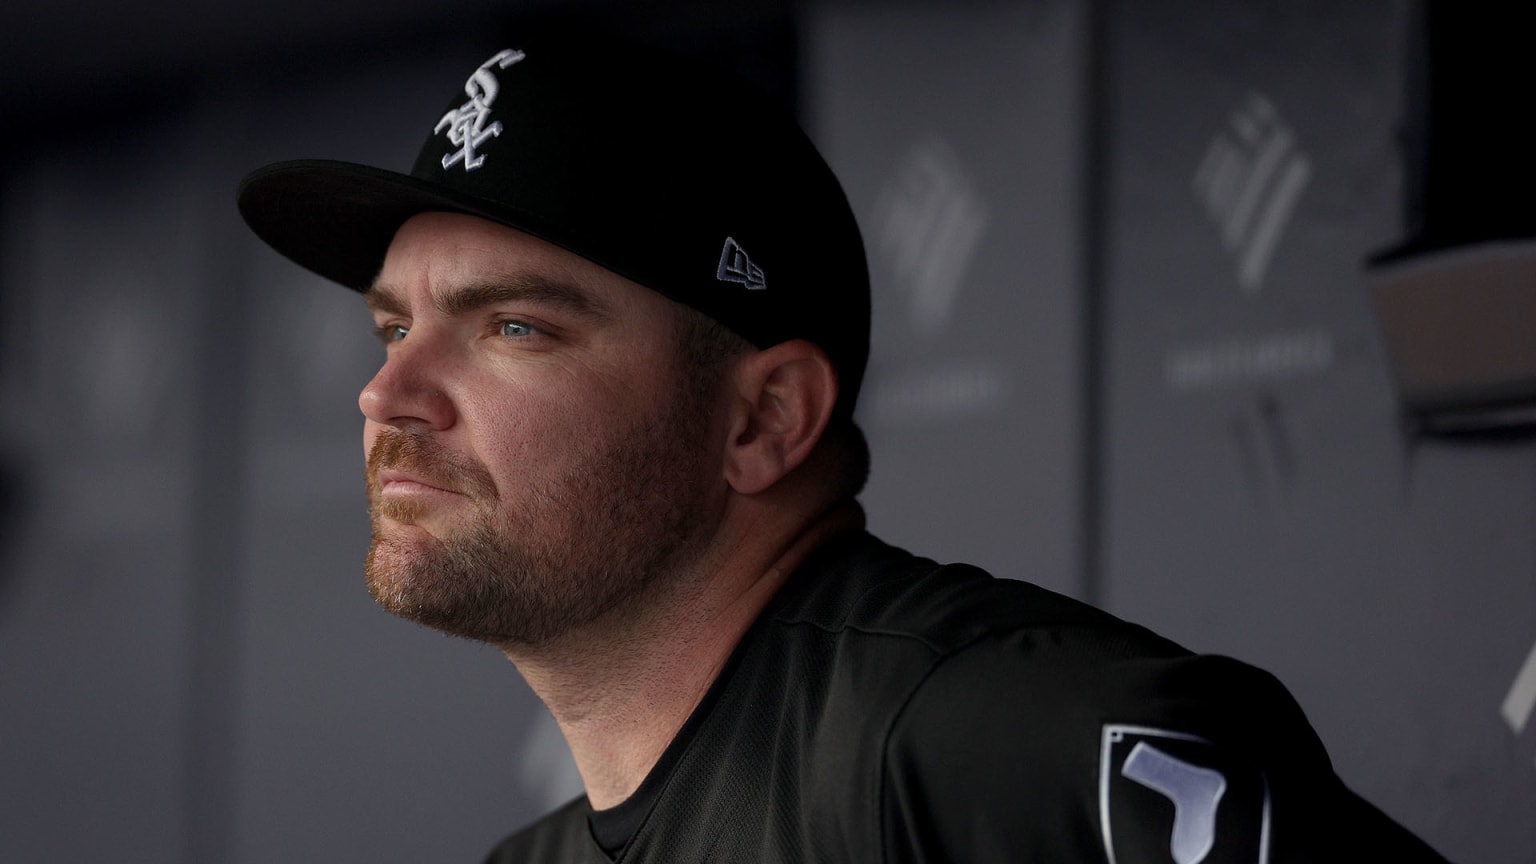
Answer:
xmin=366 ymin=212 xmax=631 ymax=318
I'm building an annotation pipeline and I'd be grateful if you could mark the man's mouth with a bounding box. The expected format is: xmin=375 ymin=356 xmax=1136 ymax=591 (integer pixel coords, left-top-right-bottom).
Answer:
xmin=374 ymin=468 xmax=464 ymax=498
xmin=366 ymin=429 xmax=500 ymax=503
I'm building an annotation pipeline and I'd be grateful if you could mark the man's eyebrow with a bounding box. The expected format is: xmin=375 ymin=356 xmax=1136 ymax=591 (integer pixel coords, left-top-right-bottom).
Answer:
xmin=364 ymin=282 xmax=408 ymax=318
xmin=364 ymin=275 xmax=609 ymax=320
xmin=436 ymin=276 xmax=609 ymax=320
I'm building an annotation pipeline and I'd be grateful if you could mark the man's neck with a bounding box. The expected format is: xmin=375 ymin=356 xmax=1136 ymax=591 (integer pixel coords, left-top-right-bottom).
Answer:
xmin=501 ymin=500 xmax=863 ymax=810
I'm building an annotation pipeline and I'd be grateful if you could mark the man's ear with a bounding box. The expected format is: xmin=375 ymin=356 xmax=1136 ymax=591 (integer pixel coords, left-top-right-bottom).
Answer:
xmin=723 ymin=340 xmax=839 ymax=496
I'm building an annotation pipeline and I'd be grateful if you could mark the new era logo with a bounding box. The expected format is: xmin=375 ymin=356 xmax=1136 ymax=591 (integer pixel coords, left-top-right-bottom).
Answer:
xmin=717 ymin=237 xmax=766 ymax=290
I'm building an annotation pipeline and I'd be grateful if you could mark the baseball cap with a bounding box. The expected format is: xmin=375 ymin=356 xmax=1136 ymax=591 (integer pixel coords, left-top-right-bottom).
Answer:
xmin=237 ymin=31 xmax=870 ymax=417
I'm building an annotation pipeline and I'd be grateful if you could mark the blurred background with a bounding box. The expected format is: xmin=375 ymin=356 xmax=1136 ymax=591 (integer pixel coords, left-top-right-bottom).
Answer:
xmin=2 ymin=1 xmax=1533 ymax=861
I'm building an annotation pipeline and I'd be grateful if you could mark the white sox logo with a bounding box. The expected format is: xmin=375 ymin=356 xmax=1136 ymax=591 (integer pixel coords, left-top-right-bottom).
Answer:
xmin=436 ymin=48 xmax=527 ymax=172
xmin=1100 ymin=725 xmax=1271 ymax=864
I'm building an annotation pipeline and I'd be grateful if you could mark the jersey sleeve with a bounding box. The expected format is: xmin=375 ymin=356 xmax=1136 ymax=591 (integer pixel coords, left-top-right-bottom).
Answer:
xmin=877 ymin=628 xmax=1451 ymax=864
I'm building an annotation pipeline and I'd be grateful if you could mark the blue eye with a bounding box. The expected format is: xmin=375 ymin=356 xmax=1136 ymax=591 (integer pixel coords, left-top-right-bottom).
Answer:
xmin=374 ymin=324 xmax=409 ymax=344
xmin=499 ymin=320 xmax=537 ymax=338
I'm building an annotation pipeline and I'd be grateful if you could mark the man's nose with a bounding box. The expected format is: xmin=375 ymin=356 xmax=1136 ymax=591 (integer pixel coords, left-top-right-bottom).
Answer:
xmin=358 ymin=334 xmax=457 ymax=431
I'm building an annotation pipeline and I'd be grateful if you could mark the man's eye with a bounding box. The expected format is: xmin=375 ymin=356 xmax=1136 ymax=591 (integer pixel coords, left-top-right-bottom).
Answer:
xmin=498 ymin=320 xmax=538 ymax=338
xmin=373 ymin=324 xmax=409 ymax=344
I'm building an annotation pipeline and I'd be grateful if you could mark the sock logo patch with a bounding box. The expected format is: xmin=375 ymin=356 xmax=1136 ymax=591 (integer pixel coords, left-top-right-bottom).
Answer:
xmin=1100 ymin=725 xmax=1271 ymax=864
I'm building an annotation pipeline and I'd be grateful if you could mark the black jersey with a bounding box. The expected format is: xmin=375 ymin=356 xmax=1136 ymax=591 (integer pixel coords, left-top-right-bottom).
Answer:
xmin=484 ymin=531 xmax=1448 ymax=863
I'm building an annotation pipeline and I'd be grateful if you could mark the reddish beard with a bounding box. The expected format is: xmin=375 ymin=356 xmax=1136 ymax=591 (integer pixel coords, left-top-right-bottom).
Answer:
xmin=360 ymin=399 xmax=717 ymax=646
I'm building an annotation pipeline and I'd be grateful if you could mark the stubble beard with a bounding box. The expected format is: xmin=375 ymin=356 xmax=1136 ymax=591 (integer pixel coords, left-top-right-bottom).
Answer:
xmin=363 ymin=398 xmax=715 ymax=647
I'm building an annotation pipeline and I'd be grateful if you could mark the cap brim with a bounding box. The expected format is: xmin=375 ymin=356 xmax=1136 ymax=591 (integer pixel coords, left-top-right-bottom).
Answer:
xmin=237 ymin=159 xmax=567 ymax=292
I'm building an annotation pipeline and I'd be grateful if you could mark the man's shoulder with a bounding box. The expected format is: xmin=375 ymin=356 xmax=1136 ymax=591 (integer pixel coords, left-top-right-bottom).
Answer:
xmin=784 ymin=535 xmax=1450 ymax=863
xmin=779 ymin=532 xmax=1310 ymax=761
xmin=773 ymin=530 xmax=1186 ymax=663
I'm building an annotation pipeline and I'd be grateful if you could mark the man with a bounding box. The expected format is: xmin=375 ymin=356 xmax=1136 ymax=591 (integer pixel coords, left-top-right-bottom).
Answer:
xmin=239 ymin=31 xmax=1449 ymax=863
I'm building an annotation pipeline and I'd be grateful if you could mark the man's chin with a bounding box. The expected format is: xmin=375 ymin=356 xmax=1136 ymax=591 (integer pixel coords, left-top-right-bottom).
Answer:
xmin=361 ymin=544 xmax=524 ymax=645
xmin=363 ymin=539 xmax=436 ymax=615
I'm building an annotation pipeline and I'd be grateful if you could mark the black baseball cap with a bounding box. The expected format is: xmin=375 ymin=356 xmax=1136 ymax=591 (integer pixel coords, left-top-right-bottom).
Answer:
xmin=238 ymin=31 xmax=870 ymax=417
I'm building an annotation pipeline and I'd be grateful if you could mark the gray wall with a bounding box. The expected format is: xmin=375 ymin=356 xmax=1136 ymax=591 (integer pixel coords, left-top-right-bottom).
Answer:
xmin=1 ymin=2 xmax=1531 ymax=862
xmin=1097 ymin=3 xmax=1534 ymax=861
xmin=813 ymin=0 xmax=1086 ymax=597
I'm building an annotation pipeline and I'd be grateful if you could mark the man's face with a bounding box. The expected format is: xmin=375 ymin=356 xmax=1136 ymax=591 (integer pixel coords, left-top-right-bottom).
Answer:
xmin=359 ymin=212 xmax=725 ymax=646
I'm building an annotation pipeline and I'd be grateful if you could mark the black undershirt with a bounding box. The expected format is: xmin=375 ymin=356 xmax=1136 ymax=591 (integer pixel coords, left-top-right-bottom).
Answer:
xmin=588 ymin=794 xmax=648 ymax=857
xmin=587 ymin=746 xmax=669 ymax=857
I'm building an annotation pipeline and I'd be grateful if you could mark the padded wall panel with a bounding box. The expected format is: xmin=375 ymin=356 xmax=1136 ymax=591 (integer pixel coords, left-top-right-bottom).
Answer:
xmin=810 ymin=0 xmax=1085 ymax=594
xmin=1098 ymin=3 xmax=1536 ymax=860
